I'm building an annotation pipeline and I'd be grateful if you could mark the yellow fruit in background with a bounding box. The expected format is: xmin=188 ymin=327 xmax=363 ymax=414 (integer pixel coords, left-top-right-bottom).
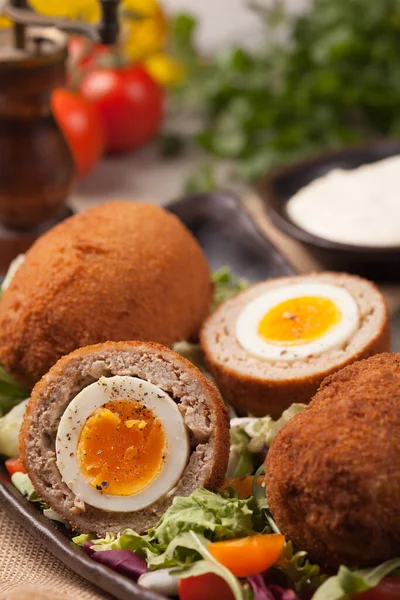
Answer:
xmin=121 ymin=0 xmax=167 ymax=62
xmin=29 ymin=0 xmax=100 ymax=22
xmin=0 ymin=15 xmax=10 ymax=27
xmin=0 ymin=0 xmax=182 ymax=86
xmin=144 ymin=52 xmax=184 ymax=87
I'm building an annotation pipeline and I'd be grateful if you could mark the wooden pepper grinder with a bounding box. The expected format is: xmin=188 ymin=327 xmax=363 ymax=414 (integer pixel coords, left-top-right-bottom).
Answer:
xmin=0 ymin=0 xmax=120 ymax=274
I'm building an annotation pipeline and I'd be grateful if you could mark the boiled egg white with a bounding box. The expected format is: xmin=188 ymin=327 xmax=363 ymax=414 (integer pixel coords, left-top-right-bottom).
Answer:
xmin=235 ymin=283 xmax=359 ymax=362
xmin=56 ymin=376 xmax=189 ymax=512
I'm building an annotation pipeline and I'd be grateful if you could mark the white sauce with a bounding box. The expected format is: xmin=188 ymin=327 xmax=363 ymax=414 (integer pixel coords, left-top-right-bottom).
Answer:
xmin=286 ymin=155 xmax=400 ymax=247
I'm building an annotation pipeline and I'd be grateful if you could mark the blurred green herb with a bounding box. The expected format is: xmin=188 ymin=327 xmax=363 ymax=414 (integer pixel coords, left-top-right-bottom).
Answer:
xmin=185 ymin=163 xmax=216 ymax=194
xmin=169 ymin=0 xmax=400 ymax=187
xmin=211 ymin=267 xmax=248 ymax=311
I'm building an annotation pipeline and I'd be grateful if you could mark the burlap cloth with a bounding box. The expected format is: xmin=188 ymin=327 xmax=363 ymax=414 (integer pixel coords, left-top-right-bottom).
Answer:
xmin=1 ymin=194 xmax=399 ymax=599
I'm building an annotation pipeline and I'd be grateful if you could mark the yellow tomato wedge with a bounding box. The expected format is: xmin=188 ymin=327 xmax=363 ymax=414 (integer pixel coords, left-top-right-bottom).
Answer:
xmin=208 ymin=534 xmax=285 ymax=578
xmin=223 ymin=476 xmax=264 ymax=499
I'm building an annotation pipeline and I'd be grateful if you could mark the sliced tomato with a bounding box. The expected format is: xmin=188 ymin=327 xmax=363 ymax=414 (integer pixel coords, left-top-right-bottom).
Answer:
xmin=223 ymin=476 xmax=264 ymax=499
xmin=178 ymin=573 xmax=235 ymax=600
xmin=352 ymin=577 xmax=400 ymax=599
xmin=52 ymin=89 xmax=104 ymax=177
xmin=5 ymin=457 xmax=26 ymax=475
xmin=208 ymin=534 xmax=285 ymax=578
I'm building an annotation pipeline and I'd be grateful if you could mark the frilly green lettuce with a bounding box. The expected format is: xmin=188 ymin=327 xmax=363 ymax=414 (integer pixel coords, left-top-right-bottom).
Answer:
xmin=11 ymin=471 xmax=42 ymax=502
xmin=148 ymin=488 xmax=255 ymax=547
xmin=278 ymin=540 xmax=327 ymax=596
xmin=312 ymin=559 xmax=400 ymax=600
xmin=11 ymin=472 xmax=67 ymax=524
xmin=228 ymin=403 xmax=306 ymax=478
xmin=0 ymin=398 xmax=28 ymax=457
xmin=75 ymin=489 xmax=256 ymax=559
xmin=0 ymin=367 xmax=29 ymax=418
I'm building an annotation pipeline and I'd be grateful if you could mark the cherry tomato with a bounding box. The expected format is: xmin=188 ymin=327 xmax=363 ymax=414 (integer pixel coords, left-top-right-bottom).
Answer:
xmin=208 ymin=534 xmax=285 ymax=578
xmin=5 ymin=457 xmax=26 ymax=475
xmin=179 ymin=573 xmax=235 ymax=600
xmin=352 ymin=578 xmax=400 ymax=599
xmin=80 ymin=65 xmax=164 ymax=154
xmin=52 ymin=89 xmax=104 ymax=177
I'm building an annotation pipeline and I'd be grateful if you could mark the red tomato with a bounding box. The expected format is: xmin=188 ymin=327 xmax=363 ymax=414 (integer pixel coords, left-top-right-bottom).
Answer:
xmin=80 ymin=65 xmax=164 ymax=154
xmin=5 ymin=457 xmax=26 ymax=475
xmin=179 ymin=573 xmax=235 ymax=600
xmin=52 ymin=89 xmax=104 ymax=177
xmin=353 ymin=578 xmax=400 ymax=599
xmin=68 ymin=35 xmax=109 ymax=70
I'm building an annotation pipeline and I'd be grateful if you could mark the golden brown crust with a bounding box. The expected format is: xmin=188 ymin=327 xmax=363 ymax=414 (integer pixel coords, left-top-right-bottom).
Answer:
xmin=200 ymin=274 xmax=390 ymax=418
xmin=265 ymin=352 xmax=400 ymax=569
xmin=20 ymin=341 xmax=230 ymax=533
xmin=0 ymin=202 xmax=212 ymax=389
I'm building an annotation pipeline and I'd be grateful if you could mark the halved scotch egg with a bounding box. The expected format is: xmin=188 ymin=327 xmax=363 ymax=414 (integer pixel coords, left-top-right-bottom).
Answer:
xmin=201 ymin=273 xmax=390 ymax=418
xmin=20 ymin=342 xmax=230 ymax=535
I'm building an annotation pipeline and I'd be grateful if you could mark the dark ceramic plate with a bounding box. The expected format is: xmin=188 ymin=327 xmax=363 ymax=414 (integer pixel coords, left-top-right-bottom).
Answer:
xmin=0 ymin=191 xmax=296 ymax=600
xmin=258 ymin=141 xmax=400 ymax=281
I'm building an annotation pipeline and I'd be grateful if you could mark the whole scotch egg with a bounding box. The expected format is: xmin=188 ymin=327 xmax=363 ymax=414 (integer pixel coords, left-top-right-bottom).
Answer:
xmin=20 ymin=342 xmax=230 ymax=534
xmin=201 ymin=272 xmax=390 ymax=417
xmin=0 ymin=201 xmax=212 ymax=389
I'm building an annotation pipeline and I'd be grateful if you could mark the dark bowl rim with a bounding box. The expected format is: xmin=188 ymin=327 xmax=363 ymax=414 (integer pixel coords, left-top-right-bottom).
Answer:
xmin=257 ymin=140 xmax=400 ymax=256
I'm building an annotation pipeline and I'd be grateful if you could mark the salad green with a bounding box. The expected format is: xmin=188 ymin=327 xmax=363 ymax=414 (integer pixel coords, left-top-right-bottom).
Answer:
xmin=75 ymin=488 xmax=258 ymax=565
xmin=211 ymin=267 xmax=248 ymax=311
xmin=228 ymin=404 xmax=306 ymax=478
xmin=169 ymin=0 xmax=400 ymax=187
xmin=74 ymin=487 xmax=325 ymax=598
xmin=0 ymin=366 xmax=28 ymax=418
xmin=11 ymin=472 xmax=67 ymax=524
xmin=0 ymin=398 xmax=28 ymax=457
xmin=313 ymin=560 xmax=400 ymax=600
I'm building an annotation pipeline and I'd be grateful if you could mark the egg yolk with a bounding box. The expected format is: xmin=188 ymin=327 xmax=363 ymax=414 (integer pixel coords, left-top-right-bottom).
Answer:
xmin=258 ymin=295 xmax=342 ymax=345
xmin=77 ymin=400 xmax=166 ymax=496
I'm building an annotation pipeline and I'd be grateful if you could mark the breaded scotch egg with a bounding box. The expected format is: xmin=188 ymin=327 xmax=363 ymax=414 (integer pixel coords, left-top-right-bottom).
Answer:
xmin=201 ymin=272 xmax=389 ymax=418
xmin=20 ymin=341 xmax=230 ymax=535
xmin=265 ymin=353 xmax=400 ymax=569
xmin=0 ymin=202 xmax=212 ymax=389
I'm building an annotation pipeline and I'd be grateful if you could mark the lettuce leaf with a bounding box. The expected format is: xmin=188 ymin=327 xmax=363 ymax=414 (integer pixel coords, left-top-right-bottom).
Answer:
xmin=277 ymin=540 xmax=326 ymax=596
xmin=89 ymin=529 xmax=155 ymax=557
xmin=170 ymin=531 xmax=244 ymax=600
xmin=0 ymin=398 xmax=28 ymax=457
xmin=0 ymin=367 xmax=29 ymax=418
xmin=228 ymin=404 xmax=305 ymax=479
xmin=148 ymin=488 xmax=255 ymax=547
xmin=228 ymin=427 xmax=255 ymax=478
xmin=312 ymin=559 xmax=400 ymax=600
xmin=0 ymin=259 xmax=28 ymax=417
xmin=11 ymin=472 xmax=67 ymax=524
xmin=75 ymin=488 xmax=258 ymax=573
xmin=11 ymin=472 xmax=42 ymax=503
